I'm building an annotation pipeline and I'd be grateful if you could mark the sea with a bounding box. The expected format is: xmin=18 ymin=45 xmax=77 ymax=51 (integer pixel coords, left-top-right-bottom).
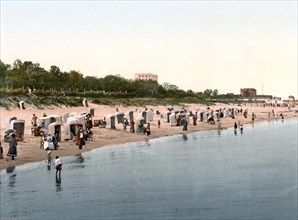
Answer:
xmin=0 ymin=118 xmax=297 ymax=220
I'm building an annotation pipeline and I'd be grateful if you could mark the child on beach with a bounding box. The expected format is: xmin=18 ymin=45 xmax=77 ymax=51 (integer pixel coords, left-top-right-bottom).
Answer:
xmin=240 ymin=125 xmax=243 ymax=133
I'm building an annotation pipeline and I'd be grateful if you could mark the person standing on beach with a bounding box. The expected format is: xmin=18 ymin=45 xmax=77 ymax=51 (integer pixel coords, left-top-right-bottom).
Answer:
xmin=146 ymin=122 xmax=151 ymax=136
xmin=193 ymin=115 xmax=197 ymax=126
xmin=0 ymin=141 xmax=4 ymax=159
xmin=252 ymin=112 xmax=256 ymax=122
xmin=77 ymin=125 xmax=85 ymax=150
xmin=234 ymin=122 xmax=238 ymax=135
xmin=244 ymin=109 xmax=248 ymax=118
xmin=47 ymin=151 xmax=52 ymax=165
xmin=55 ymin=156 xmax=62 ymax=176
xmin=130 ymin=120 xmax=135 ymax=133
xmin=217 ymin=120 xmax=221 ymax=130
xmin=31 ymin=114 xmax=37 ymax=126
xmin=7 ymin=133 xmax=18 ymax=160
xmin=234 ymin=122 xmax=238 ymax=130
xmin=182 ymin=118 xmax=188 ymax=131
xmin=123 ymin=118 xmax=129 ymax=131
xmin=47 ymin=133 xmax=53 ymax=142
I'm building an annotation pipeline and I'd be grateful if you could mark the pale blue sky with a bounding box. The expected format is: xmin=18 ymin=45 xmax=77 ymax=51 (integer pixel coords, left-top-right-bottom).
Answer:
xmin=1 ymin=0 xmax=297 ymax=99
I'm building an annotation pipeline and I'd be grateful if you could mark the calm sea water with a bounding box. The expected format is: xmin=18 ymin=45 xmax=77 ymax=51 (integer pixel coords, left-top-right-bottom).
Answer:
xmin=1 ymin=118 xmax=297 ymax=220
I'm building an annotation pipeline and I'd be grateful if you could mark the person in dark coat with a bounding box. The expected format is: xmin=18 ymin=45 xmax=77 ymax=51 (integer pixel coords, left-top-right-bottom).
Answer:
xmin=193 ymin=115 xmax=197 ymax=126
xmin=182 ymin=118 xmax=188 ymax=131
xmin=145 ymin=122 xmax=151 ymax=136
xmin=0 ymin=141 xmax=4 ymax=159
xmin=7 ymin=133 xmax=18 ymax=160
xmin=77 ymin=125 xmax=85 ymax=150
xmin=130 ymin=120 xmax=135 ymax=133
xmin=234 ymin=122 xmax=238 ymax=130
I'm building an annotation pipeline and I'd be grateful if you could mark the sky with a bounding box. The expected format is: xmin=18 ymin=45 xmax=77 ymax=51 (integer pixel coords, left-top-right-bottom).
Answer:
xmin=1 ymin=0 xmax=297 ymax=99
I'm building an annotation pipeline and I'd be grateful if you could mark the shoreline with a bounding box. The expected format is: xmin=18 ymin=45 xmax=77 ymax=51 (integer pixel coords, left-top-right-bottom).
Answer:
xmin=1 ymin=103 xmax=296 ymax=171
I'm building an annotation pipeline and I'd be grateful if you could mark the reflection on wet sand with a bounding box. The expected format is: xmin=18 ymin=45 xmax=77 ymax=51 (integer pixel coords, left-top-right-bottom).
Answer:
xmin=6 ymin=166 xmax=15 ymax=174
xmin=8 ymin=174 xmax=16 ymax=189
xmin=55 ymin=175 xmax=62 ymax=192
xmin=69 ymin=154 xmax=85 ymax=169
xmin=182 ymin=134 xmax=188 ymax=141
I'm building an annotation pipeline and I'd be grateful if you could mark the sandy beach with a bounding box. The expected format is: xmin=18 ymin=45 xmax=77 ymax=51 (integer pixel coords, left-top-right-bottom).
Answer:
xmin=0 ymin=102 xmax=296 ymax=170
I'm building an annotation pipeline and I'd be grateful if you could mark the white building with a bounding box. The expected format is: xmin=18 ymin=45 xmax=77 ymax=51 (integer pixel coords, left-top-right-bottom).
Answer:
xmin=134 ymin=73 xmax=158 ymax=82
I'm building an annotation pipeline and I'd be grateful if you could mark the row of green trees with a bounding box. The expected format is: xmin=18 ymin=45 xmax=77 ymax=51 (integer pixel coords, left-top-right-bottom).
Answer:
xmin=0 ymin=59 xmax=231 ymax=100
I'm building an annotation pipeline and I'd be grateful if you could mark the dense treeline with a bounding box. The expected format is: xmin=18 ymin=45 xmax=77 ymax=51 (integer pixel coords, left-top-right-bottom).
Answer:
xmin=0 ymin=59 xmax=237 ymax=107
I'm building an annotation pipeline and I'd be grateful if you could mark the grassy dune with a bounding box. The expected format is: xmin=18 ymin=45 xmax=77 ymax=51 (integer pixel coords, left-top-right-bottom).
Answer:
xmin=0 ymin=95 xmax=217 ymax=110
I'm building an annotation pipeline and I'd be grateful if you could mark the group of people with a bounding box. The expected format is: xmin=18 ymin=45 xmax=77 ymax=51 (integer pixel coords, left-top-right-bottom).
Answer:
xmin=119 ymin=118 xmax=136 ymax=133
xmin=135 ymin=122 xmax=151 ymax=136
xmin=0 ymin=129 xmax=63 ymax=176
xmin=234 ymin=121 xmax=244 ymax=133
xmin=144 ymin=122 xmax=151 ymax=136
xmin=31 ymin=113 xmax=47 ymax=137
xmin=31 ymin=113 xmax=47 ymax=125
xmin=44 ymin=133 xmax=59 ymax=150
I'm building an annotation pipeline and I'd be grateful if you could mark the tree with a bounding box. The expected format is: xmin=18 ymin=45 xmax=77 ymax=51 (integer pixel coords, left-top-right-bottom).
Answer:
xmin=49 ymin=66 xmax=68 ymax=90
xmin=82 ymin=76 xmax=101 ymax=91
xmin=0 ymin=60 xmax=10 ymax=86
xmin=212 ymin=89 xmax=219 ymax=97
xmin=101 ymin=74 xmax=129 ymax=92
xmin=203 ymin=89 xmax=213 ymax=97
xmin=2 ymin=59 xmax=225 ymax=100
xmin=9 ymin=59 xmax=26 ymax=87
xmin=131 ymin=79 xmax=159 ymax=97
xmin=68 ymin=70 xmax=84 ymax=89
xmin=187 ymin=89 xmax=195 ymax=96
xmin=49 ymin=65 xmax=61 ymax=77
xmin=162 ymin=82 xmax=179 ymax=91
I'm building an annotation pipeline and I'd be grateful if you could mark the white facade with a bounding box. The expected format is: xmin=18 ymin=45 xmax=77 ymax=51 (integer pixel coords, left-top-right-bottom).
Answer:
xmin=134 ymin=73 xmax=158 ymax=82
